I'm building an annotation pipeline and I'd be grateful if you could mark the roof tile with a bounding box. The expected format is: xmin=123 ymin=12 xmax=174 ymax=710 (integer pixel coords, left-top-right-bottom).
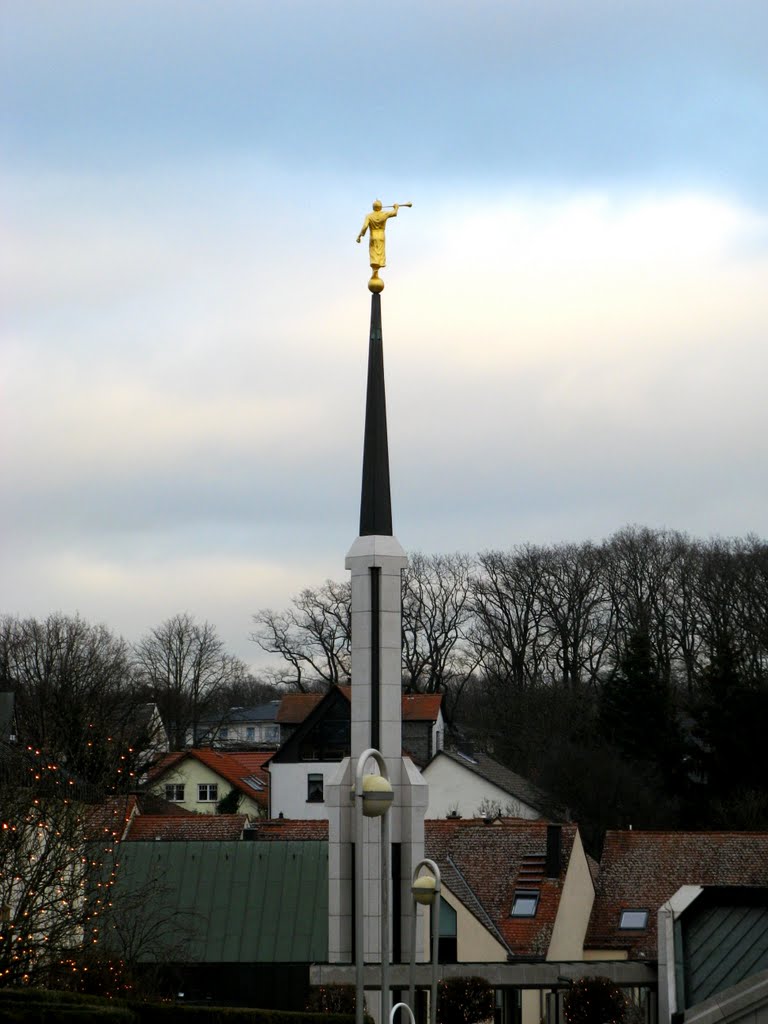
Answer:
xmin=587 ymin=830 xmax=768 ymax=957
xmin=425 ymin=818 xmax=576 ymax=957
xmin=125 ymin=814 xmax=247 ymax=842
xmin=146 ymin=749 xmax=269 ymax=808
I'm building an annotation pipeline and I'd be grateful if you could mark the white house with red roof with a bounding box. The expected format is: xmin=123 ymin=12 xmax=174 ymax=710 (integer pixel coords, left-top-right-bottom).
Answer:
xmin=145 ymin=748 xmax=270 ymax=817
xmin=267 ymin=685 xmax=443 ymax=819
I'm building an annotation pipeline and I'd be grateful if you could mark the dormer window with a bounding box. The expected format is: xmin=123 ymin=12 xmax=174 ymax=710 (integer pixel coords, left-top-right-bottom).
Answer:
xmin=619 ymin=909 xmax=649 ymax=929
xmin=511 ymin=890 xmax=539 ymax=917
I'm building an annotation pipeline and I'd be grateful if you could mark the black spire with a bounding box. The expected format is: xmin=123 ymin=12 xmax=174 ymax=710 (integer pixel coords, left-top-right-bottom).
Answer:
xmin=359 ymin=292 xmax=393 ymax=536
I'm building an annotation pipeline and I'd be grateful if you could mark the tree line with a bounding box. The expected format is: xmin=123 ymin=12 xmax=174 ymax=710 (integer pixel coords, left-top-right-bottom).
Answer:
xmin=0 ymin=612 xmax=274 ymax=987
xmin=0 ymin=612 xmax=278 ymax=792
xmin=2 ymin=525 xmax=767 ymax=835
xmin=253 ymin=526 xmax=768 ymax=843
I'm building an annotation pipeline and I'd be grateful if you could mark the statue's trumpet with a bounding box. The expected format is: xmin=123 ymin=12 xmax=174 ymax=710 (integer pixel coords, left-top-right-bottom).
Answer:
xmin=384 ymin=202 xmax=412 ymax=209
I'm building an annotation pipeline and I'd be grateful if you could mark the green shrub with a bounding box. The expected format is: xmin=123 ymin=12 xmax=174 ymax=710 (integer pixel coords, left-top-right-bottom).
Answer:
xmin=0 ymin=990 xmax=361 ymax=1024
xmin=305 ymin=986 xmax=358 ymax=1015
xmin=564 ymin=976 xmax=628 ymax=1024
xmin=129 ymin=1007 xmax=359 ymax=1024
xmin=437 ymin=977 xmax=494 ymax=1024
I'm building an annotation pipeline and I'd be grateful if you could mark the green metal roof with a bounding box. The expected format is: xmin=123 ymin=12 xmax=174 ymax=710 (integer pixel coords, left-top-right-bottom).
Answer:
xmin=110 ymin=841 xmax=328 ymax=963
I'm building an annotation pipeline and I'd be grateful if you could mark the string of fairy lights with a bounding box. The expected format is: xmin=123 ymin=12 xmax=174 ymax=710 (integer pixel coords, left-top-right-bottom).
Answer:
xmin=0 ymin=739 xmax=141 ymax=994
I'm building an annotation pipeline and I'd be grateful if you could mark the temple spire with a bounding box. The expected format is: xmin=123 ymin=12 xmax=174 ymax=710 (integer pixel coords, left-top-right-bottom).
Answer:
xmin=359 ymin=292 xmax=392 ymax=536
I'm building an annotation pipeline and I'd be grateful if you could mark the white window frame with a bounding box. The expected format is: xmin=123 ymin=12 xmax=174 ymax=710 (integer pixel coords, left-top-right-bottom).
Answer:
xmin=197 ymin=783 xmax=219 ymax=802
xmin=165 ymin=783 xmax=185 ymax=802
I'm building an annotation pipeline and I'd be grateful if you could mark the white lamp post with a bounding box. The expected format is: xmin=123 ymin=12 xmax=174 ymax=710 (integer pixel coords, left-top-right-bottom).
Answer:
xmin=391 ymin=1003 xmax=417 ymax=1024
xmin=409 ymin=858 xmax=441 ymax=1024
xmin=354 ymin=748 xmax=394 ymax=1024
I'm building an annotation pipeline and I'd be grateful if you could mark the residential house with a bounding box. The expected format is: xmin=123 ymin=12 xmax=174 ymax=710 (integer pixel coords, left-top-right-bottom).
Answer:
xmin=268 ymin=686 xmax=443 ymax=819
xmin=422 ymin=749 xmax=554 ymax=821
xmin=187 ymin=702 xmax=282 ymax=749
xmin=145 ymin=748 xmax=270 ymax=817
xmin=586 ymin=830 xmax=768 ymax=962
xmin=424 ymin=817 xmax=596 ymax=1024
xmin=106 ymin=813 xmax=598 ymax=1018
xmin=586 ymin=830 xmax=768 ymax=1023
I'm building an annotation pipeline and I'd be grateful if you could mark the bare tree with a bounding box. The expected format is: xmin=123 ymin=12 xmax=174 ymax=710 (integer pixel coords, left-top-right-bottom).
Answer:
xmin=134 ymin=613 xmax=242 ymax=749
xmin=0 ymin=614 xmax=147 ymax=790
xmin=603 ymin=526 xmax=687 ymax=684
xmin=402 ymin=552 xmax=478 ymax=697
xmin=251 ymin=581 xmax=352 ymax=692
xmin=537 ymin=542 xmax=612 ymax=690
xmin=469 ymin=546 xmax=552 ymax=689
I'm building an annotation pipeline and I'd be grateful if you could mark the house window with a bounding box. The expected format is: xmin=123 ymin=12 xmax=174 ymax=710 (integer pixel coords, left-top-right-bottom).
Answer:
xmin=219 ymin=727 xmax=229 ymax=741
xmin=511 ymin=890 xmax=540 ymax=917
xmin=438 ymin=899 xmax=457 ymax=963
xmin=299 ymin=715 xmax=350 ymax=761
xmin=619 ymin=909 xmax=649 ymax=930
xmin=307 ymin=773 xmax=324 ymax=802
xmin=165 ymin=783 xmax=185 ymax=802
xmin=198 ymin=783 xmax=218 ymax=802
xmin=246 ymin=727 xmax=255 ymax=741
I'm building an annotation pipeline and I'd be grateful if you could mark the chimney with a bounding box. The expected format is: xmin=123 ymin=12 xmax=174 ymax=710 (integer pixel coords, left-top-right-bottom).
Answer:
xmin=545 ymin=824 xmax=562 ymax=878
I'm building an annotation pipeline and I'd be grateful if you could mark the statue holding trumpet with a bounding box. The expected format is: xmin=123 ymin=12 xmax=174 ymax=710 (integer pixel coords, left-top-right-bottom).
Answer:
xmin=357 ymin=199 xmax=412 ymax=292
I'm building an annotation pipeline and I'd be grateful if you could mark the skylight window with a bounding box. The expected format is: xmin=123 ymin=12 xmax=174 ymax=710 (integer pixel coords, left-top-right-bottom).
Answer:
xmin=457 ymin=751 xmax=479 ymax=765
xmin=511 ymin=890 xmax=539 ymax=917
xmin=619 ymin=909 xmax=649 ymax=930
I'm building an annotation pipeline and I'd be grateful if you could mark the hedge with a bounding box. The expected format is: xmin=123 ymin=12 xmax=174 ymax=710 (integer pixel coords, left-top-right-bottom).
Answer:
xmin=0 ymin=991 xmax=359 ymax=1024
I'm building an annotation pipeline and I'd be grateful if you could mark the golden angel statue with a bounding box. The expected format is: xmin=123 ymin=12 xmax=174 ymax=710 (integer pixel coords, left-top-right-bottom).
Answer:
xmin=356 ymin=199 xmax=411 ymax=292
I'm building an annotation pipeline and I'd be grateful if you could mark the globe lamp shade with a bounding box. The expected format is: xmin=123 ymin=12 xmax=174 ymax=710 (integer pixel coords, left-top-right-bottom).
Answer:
xmin=361 ymin=773 xmax=393 ymax=817
xmin=411 ymin=875 xmax=437 ymax=906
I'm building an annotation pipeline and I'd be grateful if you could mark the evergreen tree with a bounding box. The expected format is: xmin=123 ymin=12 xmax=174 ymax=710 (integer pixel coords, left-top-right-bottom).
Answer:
xmin=691 ymin=643 xmax=768 ymax=826
xmin=599 ymin=623 xmax=683 ymax=789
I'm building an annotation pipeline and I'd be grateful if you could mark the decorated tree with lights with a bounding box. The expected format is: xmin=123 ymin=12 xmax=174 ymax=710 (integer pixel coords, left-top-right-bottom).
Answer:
xmin=0 ymin=745 xmax=126 ymax=987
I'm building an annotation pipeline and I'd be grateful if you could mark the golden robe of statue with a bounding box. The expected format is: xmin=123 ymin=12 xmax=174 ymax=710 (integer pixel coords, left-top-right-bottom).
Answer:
xmin=357 ymin=200 xmax=399 ymax=268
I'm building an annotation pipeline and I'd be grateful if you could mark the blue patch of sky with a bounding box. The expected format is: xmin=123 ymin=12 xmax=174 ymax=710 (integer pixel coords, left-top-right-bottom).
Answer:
xmin=2 ymin=1 xmax=765 ymax=201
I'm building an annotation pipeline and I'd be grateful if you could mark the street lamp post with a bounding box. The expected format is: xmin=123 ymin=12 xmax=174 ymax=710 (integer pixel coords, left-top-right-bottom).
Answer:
xmin=354 ymin=748 xmax=394 ymax=1024
xmin=409 ymin=858 xmax=441 ymax=1024
xmin=391 ymin=1003 xmax=416 ymax=1024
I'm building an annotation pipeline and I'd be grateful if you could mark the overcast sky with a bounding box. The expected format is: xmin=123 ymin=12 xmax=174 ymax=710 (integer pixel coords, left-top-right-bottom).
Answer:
xmin=2 ymin=0 xmax=767 ymax=670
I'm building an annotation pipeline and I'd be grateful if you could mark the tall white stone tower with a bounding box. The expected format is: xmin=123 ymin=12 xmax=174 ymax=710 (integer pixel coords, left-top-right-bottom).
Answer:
xmin=327 ymin=292 xmax=428 ymax=993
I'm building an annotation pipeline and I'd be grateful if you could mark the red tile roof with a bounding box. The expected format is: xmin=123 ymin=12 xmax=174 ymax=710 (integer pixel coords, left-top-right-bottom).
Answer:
xmin=587 ymin=830 xmax=768 ymax=957
xmin=124 ymin=814 xmax=247 ymax=842
xmin=146 ymin=749 xmax=269 ymax=808
xmin=276 ymin=694 xmax=325 ymax=724
xmin=243 ymin=819 xmax=329 ymax=841
xmin=402 ymin=694 xmax=443 ymax=722
xmin=83 ymin=794 xmax=139 ymax=841
xmin=233 ymin=751 xmax=273 ymax=775
xmin=425 ymin=818 xmax=577 ymax=957
xmin=276 ymin=688 xmax=441 ymax=724
xmin=133 ymin=792 xmax=197 ymax=816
